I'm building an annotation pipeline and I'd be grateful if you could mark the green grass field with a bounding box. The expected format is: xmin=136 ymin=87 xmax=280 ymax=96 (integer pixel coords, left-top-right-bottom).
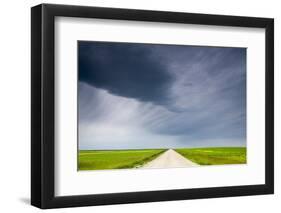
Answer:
xmin=78 ymin=149 xmax=165 ymax=170
xmin=175 ymin=147 xmax=246 ymax=165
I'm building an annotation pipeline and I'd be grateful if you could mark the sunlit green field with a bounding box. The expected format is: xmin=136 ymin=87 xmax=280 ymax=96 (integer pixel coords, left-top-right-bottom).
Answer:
xmin=175 ymin=147 xmax=246 ymax=165
xmin=78 ymin=149 xmax=165 ymax=170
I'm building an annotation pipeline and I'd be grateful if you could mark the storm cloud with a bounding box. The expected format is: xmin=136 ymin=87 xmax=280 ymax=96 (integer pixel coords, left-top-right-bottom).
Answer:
xmin=78 ymin=41 xmax=246 ymax=150
xmin=79 ymin=41 xmax=175 ymax=106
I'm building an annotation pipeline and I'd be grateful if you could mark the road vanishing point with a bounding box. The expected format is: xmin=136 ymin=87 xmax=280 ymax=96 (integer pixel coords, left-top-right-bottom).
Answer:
xmin=142 ymin=149 xmax=198 ymax=169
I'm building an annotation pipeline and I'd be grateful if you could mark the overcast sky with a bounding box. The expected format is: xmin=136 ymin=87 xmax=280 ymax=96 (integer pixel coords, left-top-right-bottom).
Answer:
xmin=78 ymin=41 xmax=246 ymax=150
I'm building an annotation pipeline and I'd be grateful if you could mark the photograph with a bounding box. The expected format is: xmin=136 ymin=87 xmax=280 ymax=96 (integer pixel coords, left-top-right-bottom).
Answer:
xmin=78 ymin=41 xmax=247 ymax=171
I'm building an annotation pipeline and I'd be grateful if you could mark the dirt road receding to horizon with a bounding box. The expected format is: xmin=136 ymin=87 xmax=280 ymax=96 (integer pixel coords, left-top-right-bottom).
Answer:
xmin=141 ymin=149 xmax=198 ymax=169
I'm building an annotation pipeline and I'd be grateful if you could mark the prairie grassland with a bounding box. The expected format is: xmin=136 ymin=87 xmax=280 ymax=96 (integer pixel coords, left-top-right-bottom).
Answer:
xmin=78 ymin=149 xmax=165 ymax=170
xmin=175 ymin=147 xmax=246 ymax=165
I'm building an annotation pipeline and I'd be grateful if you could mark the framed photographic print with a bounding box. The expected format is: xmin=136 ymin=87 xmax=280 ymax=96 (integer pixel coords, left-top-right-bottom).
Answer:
xmin=31 ymin=3 xmax=274 ymax=209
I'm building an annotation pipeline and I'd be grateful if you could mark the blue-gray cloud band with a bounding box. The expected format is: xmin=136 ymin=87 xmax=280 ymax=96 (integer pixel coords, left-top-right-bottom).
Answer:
xmin=79 ymin=41 xmax=175 ymax=106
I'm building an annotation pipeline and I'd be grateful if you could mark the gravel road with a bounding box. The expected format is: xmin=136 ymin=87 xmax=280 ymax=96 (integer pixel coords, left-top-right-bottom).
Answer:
xmin=142 ymin=149 xmax=198 ymax=169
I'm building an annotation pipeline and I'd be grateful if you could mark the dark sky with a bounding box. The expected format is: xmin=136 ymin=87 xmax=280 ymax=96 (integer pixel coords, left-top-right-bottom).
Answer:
xmin=78 ymin=41 xmax=246 ymax=150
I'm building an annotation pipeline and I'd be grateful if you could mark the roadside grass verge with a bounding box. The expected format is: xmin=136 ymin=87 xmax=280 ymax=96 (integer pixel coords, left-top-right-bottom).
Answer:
xmin=175 ymin=147 xmax=246 ymax=165
xmin=78 ymin=149 xmax=166 ymax=171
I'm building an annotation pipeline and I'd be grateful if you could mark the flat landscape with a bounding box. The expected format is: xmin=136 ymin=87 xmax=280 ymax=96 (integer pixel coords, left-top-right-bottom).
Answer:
xmin=78 ymin=149 xmax=165 ymax=170
xmin=78 ymin=147 xmax=246 ymax=170
xmin=78 ymin=43 xmax=247 ymax=172
xmin=175 ymin=147 xmax=246 ymax=165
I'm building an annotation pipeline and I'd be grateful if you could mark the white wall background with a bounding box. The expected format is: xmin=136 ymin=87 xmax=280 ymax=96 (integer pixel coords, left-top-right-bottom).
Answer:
xmin=0 ymin=0 xmax=279 ymax=212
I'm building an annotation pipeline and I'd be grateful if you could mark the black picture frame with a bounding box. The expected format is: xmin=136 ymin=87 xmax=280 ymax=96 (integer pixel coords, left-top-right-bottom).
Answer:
xmin=31 ymin=3 xmax=274 ymax=209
